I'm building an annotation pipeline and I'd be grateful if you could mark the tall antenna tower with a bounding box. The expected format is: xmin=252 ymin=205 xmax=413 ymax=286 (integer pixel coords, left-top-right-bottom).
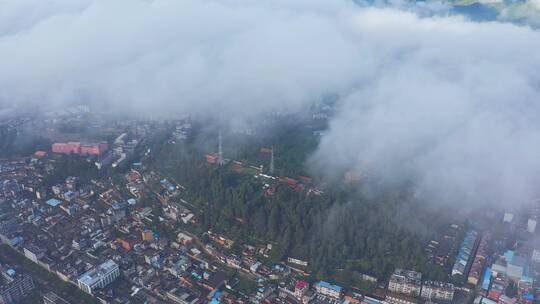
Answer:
xmin=218 ymin=132 xmax=224 ymax=166
xmin=269 ymin=146 xmax=275 ymax=174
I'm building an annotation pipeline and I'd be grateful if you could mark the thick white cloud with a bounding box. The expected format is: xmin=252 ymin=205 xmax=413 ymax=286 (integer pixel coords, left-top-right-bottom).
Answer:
xmin=312 ymin=9 xmax=540 ymax=206
xmin=1 ymin=0 xmax=540 ymax=206
xmin=0 ymin=0 xmax=365 ymax=114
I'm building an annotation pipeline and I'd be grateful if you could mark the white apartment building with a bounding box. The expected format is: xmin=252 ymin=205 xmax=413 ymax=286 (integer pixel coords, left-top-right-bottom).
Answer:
xmin=77 ymin=260 xmax=119 ymax=295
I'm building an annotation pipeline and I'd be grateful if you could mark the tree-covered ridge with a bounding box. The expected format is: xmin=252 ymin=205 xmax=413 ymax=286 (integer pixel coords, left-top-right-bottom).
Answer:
xmin=147 ymin=122 xmax=450 ymax=285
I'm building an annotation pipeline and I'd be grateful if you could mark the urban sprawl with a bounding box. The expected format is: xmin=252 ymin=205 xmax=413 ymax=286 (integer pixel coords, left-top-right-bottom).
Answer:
xmin=1 ymin=108 xmax=540 ymax=304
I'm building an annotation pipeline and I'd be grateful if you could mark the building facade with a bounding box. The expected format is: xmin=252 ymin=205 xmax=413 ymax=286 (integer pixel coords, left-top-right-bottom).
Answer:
xmin=52 ymin=142 xmax=108 ymax=156
xmin=420 ymin=281 xmax=455 ymax=301
xmin=23 ymin=245 xmax=45 ymax=264
xmin=315 ymin=281 xmax=342 ymax=299
xmin=388 ymin=269 xmax=422 ymax=297
xmin=77 ymin=260 xmax=119 ymax=295
xmin=532 ymin=249 xmax=540 ymax=263
xmin=386 ymin=293 xmax=419 ymax=304
xmin=295 ymin=280 xmax=309 ymax=299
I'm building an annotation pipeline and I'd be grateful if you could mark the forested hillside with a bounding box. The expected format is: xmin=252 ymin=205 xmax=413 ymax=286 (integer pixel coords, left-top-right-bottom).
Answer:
xmin=146 ymin=122 xmax=452 ymax=286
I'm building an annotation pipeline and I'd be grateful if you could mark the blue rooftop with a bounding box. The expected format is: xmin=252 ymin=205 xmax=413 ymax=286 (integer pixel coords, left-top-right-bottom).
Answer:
xmin=521 ymin=275 xmax=533 ymax=283
xmin=504 ymin=250 xmax=514 ymax=262
xmin=318 ymin=281 xmax=342 ymax=292
xmin=46 ymin=198 xmax=62 ymax=207
xmin=11 ymin=236 xmax=23 ymax=246
xmin=482 ymin=267 xmax=491 ymax=290
xmin=112 ymin=202 xmax=124 ymax=210
xmin=210 ymin=290 xmax=221 ymax=304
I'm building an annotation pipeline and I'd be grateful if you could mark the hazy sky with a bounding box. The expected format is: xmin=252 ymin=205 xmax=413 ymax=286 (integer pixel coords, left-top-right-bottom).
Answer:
xmin=2 ymin=0 xmax=540 ymax=207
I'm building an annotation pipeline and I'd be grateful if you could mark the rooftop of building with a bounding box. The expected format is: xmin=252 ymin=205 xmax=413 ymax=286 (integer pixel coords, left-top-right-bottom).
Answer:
xmin=46 ymin=198 xmax=62 ymax=207
xmin=391 ymin=269 xmax=422 ymax=282
xmin=317 ymin=280 xmax=342 ymax=292
xmin=78 ymin=259 xmax=118 ymax=286
xmin=295 ymin=280 xmax=309 ymax=290
xmin=423 ymin=281 xmax=454 ymax=290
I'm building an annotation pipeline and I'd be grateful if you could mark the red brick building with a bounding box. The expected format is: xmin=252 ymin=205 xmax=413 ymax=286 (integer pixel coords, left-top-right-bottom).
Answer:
xmin=52 ymin=142 xmax=108 ymax=156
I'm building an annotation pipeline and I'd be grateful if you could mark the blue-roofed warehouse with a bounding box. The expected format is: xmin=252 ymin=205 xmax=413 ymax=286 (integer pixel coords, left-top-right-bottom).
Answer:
xmin=481 ymin=267 xmax=491 ymax=290
xmin=46 ymin=198 xmax=62 ymax=207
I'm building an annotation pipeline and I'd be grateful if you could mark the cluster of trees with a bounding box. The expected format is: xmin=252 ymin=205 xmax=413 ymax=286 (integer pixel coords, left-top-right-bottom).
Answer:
xmin=0 ymin=125 xmax=17 ymax=157
xmin=227 ymin=118 xmax=320 ymax=177
xmin=57 ymin=121 xmax=88 ymax=133
xmin=195 ymin=170 xmax=446 ymax=280
xmin=0 ymin=125 xmax=51 ymax=158
xmin=145 ymin=125 xmax=451 ymax=288
xmin=43 ymin=154 xmax=102 ymax=188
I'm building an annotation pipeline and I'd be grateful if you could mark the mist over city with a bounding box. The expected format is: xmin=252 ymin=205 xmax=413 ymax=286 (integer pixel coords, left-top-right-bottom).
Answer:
xmin=1 ymin=1 xmax=540 ymax=303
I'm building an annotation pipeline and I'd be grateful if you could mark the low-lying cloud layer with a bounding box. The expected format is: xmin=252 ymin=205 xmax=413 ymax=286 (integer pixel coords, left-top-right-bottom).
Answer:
xmin=312 ymin=9 xmax=540 ymax=207
xmin=2 ymin=0 xmax=540 ymax=206
xmin=0 ymin=0 xmax=367 ymax=114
